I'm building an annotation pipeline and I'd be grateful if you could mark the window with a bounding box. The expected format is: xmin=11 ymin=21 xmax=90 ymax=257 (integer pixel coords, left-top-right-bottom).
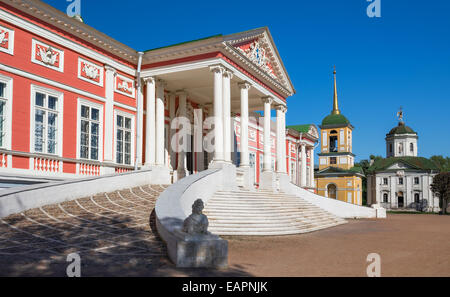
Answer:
xmin=389 ymin=143 xmax=393 ymax=153
xmin=399 ymin=143 xmax=403 ymax=154
xmin=80 ymin=105 xmax=100 ymax=160
xmin=329 ymin=130 xmax=338 ymax=152
xmin=330 ymin=157 xmax=337 ymax=165
xmin=116 ymin=114 xmax=133 ymax=165
xmin=399 ymin=177 xmax=403 ymax=185
xmin=414 ymin=177 xmax=420 ymax=185
xmin=383 ymin=178 xmax=388 ymax=185
xmin=0 ymin=75 xmax=12 ymax=150
xmin=383 ymin=193 xmax=389 ymax=203
xmin=32 ymin=89 xmax=61 ymax=154
xmin=410 ymin=143 xmax=414 ymax=153
xmin=0 ymin=82 xmax=7 ymax=148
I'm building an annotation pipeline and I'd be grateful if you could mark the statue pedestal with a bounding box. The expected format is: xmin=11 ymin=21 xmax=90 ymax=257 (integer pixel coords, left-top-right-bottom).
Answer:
xmin=172 ymin=229 xmax=228 ymax=268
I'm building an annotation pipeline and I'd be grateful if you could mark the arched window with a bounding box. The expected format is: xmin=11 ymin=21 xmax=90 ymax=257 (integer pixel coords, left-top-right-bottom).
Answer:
xmin=329 ymin=130 xmax=338 ymax=152
xmin=414 ymin=193 xmax=420 ymax=203
xmin=389 ymin=143 xmax=393 ymax=153
xmin=399 ymin=143 xmax=403 ymax=154
xmin=383 ymin=193 xmax=388 ymax=203
xmin=410 ymin=143 xmax=414 ymax=153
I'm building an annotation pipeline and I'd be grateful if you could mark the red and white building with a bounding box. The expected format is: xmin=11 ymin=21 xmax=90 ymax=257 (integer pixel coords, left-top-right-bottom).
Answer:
xmin=0 ymin=0 xmax=317 ymax=189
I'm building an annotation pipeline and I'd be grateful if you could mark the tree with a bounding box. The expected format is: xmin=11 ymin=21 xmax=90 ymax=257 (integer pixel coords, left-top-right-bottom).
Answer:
xmin=354 ymin=156 xmax=382 ymax=206
xmin=430 ymin=172 xmax=450 ymax=215
xmin=430 ymin=155 xmax=450 ymax=172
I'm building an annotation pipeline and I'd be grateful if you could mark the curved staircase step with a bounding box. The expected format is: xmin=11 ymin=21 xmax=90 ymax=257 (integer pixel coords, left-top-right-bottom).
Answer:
xmin=204 ymin=189 xmax=347 ymax=236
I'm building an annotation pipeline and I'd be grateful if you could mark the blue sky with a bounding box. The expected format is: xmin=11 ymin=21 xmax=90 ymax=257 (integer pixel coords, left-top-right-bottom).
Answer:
xmin=44 ymin=0 xmax=450 ymax=161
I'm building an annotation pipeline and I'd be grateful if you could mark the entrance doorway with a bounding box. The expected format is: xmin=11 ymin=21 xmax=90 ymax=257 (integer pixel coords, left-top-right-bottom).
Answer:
xmin=398 ymin=191 xmax=404 ymax=208
xmin=327 ymin=184 xmax=337 ymax=199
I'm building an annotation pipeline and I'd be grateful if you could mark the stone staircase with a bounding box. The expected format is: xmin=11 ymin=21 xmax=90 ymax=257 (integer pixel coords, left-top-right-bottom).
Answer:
xmin=204 ymin=189 xmax=347 ymax=236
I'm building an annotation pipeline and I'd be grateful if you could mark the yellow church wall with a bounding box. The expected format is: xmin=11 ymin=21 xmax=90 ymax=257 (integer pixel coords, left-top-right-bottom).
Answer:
xmin=315 ymin=176 xmax=363 ymax=205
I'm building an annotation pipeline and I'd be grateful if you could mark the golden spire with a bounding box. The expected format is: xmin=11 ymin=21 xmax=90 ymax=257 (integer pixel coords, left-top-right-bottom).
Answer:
xmin=332 ymin=66 xmax=340 ymax=115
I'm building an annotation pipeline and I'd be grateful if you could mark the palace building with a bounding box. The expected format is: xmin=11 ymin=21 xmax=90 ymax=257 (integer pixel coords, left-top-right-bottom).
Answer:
xmin=314 ymin=68 xmax=363 ymax=205
xmin=367 ymin=111 xmax=440 ymax=212
xmin=0 ymin=0 xmax=317 ymax=189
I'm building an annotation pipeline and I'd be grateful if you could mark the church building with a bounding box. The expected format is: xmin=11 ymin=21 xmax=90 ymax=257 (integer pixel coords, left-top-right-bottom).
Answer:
xmin=366 ymin=110 xmax=440 ymax=212
xmin=314 ymin=68 xmax=363 ymax=205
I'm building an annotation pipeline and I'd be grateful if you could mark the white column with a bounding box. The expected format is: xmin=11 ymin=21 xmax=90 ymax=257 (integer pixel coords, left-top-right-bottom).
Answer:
xmin=262 ymin=97 xmax=273 ymax=172
xmin=222 ymin=69 xmax=233 ymax=163
xmin=169 ymin=93 xmax=176 ymax=170
xmin=309 ymin=147 xmax=315 ymax=187
xmin=144 ymin=77 xmax=156 ymax=166
xmin=136 ymin=78 xmax=144 ymax=166
xmin=155 ymin=79 xmax=166 ymax=166
xmin=238 ymin=82 xmax=251 ymax=167
xmin=210 ymin=65 xmax=224 ymax=162
xmin=104 ymin=65 xmax=116 ymax=163
xmin=276 ymin=105 xmax=287 ymax=174
xmin=300 ymin=143 xmax=307 ymax=186
xmin=194 ymin=106 xmax=204 ymax=172
xmin=177 ymin=91 xmax=188 ymax=177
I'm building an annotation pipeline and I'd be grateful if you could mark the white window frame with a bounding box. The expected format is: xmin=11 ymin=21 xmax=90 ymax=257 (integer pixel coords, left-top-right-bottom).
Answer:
xmin=0 ymin=74 xmax=13 ymax=150
xmin=113 ymin=109 xmax=135 ymax=166
xmin=30 ymin=85 xmax=64 ymax=156
xmin=76 ymin=98 xmax=103 ymax=162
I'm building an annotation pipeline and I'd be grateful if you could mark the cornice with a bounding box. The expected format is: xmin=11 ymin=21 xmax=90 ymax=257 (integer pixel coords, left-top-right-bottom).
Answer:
xmin=4 ymin=0 xmax=138 ymax=64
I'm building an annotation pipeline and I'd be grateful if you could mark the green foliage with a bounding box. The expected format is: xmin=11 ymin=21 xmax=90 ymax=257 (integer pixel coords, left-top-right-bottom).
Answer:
xmin=430 ymin=155 xmax=450 ymax=172
xmin=355 ymin=155 xmax=383 ymax=206
xmin=430 ymin=172 xmax=450 ymax=214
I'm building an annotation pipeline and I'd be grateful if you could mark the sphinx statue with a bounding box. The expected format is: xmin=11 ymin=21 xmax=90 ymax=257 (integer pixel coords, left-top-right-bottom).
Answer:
xmin=182 ymin=199 xmax=209 ymax=235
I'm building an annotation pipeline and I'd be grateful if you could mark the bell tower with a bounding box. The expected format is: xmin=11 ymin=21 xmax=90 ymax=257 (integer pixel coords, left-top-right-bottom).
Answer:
xmin=318 ymin=67 xmax=355 ymax=170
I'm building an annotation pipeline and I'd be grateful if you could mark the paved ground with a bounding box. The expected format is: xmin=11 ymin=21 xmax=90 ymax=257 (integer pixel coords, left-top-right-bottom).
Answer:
xmin=225 ymin=214 xmax=450 ymax=277
xmin=0 ymin=187 xmax=448 ymax=276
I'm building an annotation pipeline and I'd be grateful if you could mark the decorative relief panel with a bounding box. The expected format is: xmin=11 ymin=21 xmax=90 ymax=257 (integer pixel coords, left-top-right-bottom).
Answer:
xmin=78 ymin=58 xmax=103 ymax=86
xmin=290 ymin=143 xmax=296 ymax=154
xmin=115 ymin=74 xmax=135 ymax=98
xmin=31 ymin=39 xmax=64 ymax=72
xmin=308 ymin=125 xmax=319 ymax=138
xmin=0 ymin=25 xmax=14 ymax=55
xmin=237 ymin=39 xmax=277 ymax=79
xmin=249 ymin=129 xmax=257 ymax=142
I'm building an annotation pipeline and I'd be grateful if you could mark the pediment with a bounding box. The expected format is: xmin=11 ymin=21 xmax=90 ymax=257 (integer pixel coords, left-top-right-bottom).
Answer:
xmin=308 ymin=125 xmax=319 ymax=139
xmin=224 ymin=28 xmax=294 ymax=96
xmin=387 ymin=162 xmax=413 ymax=170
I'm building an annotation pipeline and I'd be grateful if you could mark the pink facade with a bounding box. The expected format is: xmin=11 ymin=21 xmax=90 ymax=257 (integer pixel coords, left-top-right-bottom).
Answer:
xmin=0 ymin=0 xmax=317 ymax=189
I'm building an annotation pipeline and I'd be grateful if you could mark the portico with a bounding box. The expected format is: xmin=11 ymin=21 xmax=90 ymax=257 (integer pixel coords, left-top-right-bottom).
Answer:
xmin=132 ymin=27 xmax=316 ymax=190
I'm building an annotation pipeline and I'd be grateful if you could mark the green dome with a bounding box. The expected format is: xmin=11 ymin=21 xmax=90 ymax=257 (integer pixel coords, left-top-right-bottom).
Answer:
xmin=387 ymin=122 xmax=417 ymax=135
xmin=321 ymin=113 xmax=350 ymax=127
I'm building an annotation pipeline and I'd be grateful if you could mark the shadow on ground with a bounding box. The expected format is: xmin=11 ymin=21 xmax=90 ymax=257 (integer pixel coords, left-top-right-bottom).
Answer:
xmin=0 ymin=208 xmax=251 ymax=277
